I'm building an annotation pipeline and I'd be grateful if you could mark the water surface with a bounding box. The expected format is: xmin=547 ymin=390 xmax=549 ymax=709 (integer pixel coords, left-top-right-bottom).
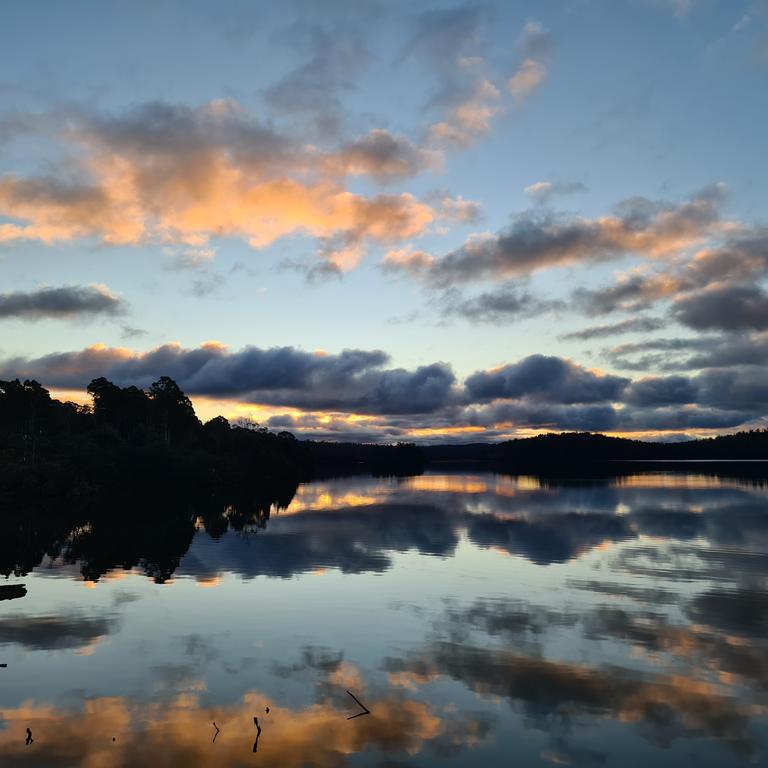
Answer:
xmin=1 ymin=470 xmax=767 ymax=766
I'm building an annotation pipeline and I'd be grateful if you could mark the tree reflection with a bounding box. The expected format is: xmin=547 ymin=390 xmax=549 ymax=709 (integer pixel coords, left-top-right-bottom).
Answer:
xmin=0 ymin=480 xmax=297 ymax=583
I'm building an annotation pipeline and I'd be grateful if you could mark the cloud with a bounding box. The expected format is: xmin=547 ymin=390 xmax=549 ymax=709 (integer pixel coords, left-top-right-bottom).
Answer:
xmin=393 ymin=186 xmax=726 ymax=286
xmin=508 ymin=59 xmax=547 ymax=103
xmin=695 ymin=366 xmax=768 ymax=411
xmin=465 ymin=400 xmax=620 ymax=432
xmin=189 ymin=272 xmax=225 ymax=298
xmin=524 ymin=180 xmax=588 ymax=205
xmin=606 ymin=364 xmax=768 ymax=422
xmin=386 ymin=642 xmax=755 ymax=755
xmin=673 ymin=283 xmax=768 ymax=331
xmin=601 ymin=337 xmax=708 ymax=371
xmin=402 ymin=3 xmax=489 ymax=66
xmin=427 ymin=67 xmax=501 ymax=148
xmin=6 ymin=339 xmax=768 ymax=437
xmin=381 ymin=246 xmax=436 ymax=273
xmin=682 ymin=335 xmax=768 ymax=370
xmin=264 ymin=22 xmax=371 ymax=136
xmin=0 ymin=284 xmax=125 ymax=320
xmin=688 ymin=588 xmax=768 ymax=639
xmin=464 ymin=354 xmax=628 ymax=404
xmin=619 ymin=404 xmax=754 ymax=431
xmin=441 ymin=285 xmax=563 ymax=323
xmin=577 ymin=273 xmax=673 ymax=315
xmin=120 ymin=325 xmax=147 ymax=339
xmin=622 ymin=375 xmax=698 ymax=406
xmin=0 ymin=342 xmax=456 ymax=416
xmin=0 ymin=690 xmax=462 ymax=768
xmin=182 ymin=500 xmax=460 ymax=580
xmin=431 ymin=193 xmax=482 ymax=224
xmin=333 ymin=129 xmax=440 ymax=183
xmin=577 ymin=229 xmax=768 ymax=316
xmin=603 ymin=334 xmax=768 ymax=372
xmin=518 ymin=19 xmax=553 ymax=60
xmin=0 ymin=611 xmax=118 ymax=650
xmin=560 ymin=317 xmax=665 ymax=341
xmin=402 ymin=5 xmax=511 ymax=148
xmin=508 ymin=21 xmax=552 ymax=103
xmin=0 ymin=101 xmax=454 ymax=271
xmin=167 ymin=247 xmax=216 ymax=270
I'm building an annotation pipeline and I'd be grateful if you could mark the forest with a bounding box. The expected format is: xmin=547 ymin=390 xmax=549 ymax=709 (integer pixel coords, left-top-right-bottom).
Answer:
xmin=0 ymin=377 xmax=424 ymax=508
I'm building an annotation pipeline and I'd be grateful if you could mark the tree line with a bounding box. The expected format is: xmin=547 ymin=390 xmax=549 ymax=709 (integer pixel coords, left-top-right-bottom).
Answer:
xmin=424 ymin=429 xmax=768 ymax=466
xmin=0 ymin=376 xmax=424 ymax=506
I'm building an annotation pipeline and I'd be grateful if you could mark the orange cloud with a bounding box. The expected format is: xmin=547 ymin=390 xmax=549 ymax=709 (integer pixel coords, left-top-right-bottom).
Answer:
xmin=429 ymin=75 xmax=501 ymax=148
xmin=0 ymin=689 xmax=470 ymax=767
xmin=0 ymin=102 xmax=463 ymax=271
xmin=508 ymin=59 xmax=548 ymax=102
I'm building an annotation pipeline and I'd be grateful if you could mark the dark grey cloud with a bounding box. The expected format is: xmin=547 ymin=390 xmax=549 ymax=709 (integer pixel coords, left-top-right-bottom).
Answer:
xmin=440 ymin=597 xmax=578 ymax=643
xmin=618 ymin=405 xmax=752 ymax=431
xmin=385 ymin=641 xmax=754 ymax=754
xmin=264 ymin=22 xmax=372 ymax=136
xmin=674 ymin=229 xmax=768 ymax=287
xmin=464 ymin=354 xmax=628 ymax=404
xmin=0 ymin=611 xmax=118 ymax=650
xmin=272 ymin=645 xmax=345 ymax=678
xmin=684 ymin=335 xmax=768 ymax=370
xmin=584 ymin=602 xmax=768 ymax=697
xmin=442 ymin=285 xmax=563 ymax=323
xmin=120 ymin=325 xmax=147 ymax=339
xmin=603 ymin=336 xmax=724 ymax=371
xmin=402 ymin=187 xmax=725 ymax=286
xmin=401 ymin=2 xmax=496 ymax=135
xmin=466 ymin=510 xmax=630 ymax=564
xmin=4 ymin=338 xmax=766 ymax=435
xmin=615 ymin=366 xmax=768 ymax=426
xmin=335 ymin=129 xmax=435 ymax=183
xmin=561 ymin=317 xmax=665 ymax=341
xmin=688 ymin=588 xmax=768 ymax=640
xmin=402 ymin=3 xmax=489 ymax=75
xmin=604 ymin=334 xmax=768 ymax=372
xmin=8 ymin=97 xmax=441 ymax=187
xmin=0 ymin=175 xmax=107 ymax=208
xmin=466 ymin=401 xmax=619 ymax=432
xmin=180 ymin=502 xmax=459 ymax=580
xmin=82 ymin=100 xmax=293 ymax=170
xmin=695 ymin=366 xmax=768 ymax=411
xmin=576 ymin=275 xmax=656 ymax=315
xmin=189 ymin=272 xmax=225 ymax=298
xmin=0 ymin=284 xmax=125 ymax=320
xmin=578 ymin=229 xmax=768 ymax=316
xmin=623 ymin=375 xmax=698 ymax=406
xmin=0 ymin=343 xmax=455 ymax=416
xmin=673 ymin=283 xmax=768 ymax=332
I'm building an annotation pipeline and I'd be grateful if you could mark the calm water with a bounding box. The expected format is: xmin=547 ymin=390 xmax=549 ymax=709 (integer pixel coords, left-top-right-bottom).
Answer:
xmin=2 ymin=471 xmax=768 ymax=766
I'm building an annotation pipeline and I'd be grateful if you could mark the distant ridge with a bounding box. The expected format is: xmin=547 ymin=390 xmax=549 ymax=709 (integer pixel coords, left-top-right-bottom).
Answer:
xmin=424 ymin=430 xmax=768 ymax=465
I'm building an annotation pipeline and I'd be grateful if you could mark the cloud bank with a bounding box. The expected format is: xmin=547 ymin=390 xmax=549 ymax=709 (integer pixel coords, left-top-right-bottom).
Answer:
xmin=4 ymin=342 xmax=767 ymax=440
xmin=0 ymin=284 xmax=125 ymax=320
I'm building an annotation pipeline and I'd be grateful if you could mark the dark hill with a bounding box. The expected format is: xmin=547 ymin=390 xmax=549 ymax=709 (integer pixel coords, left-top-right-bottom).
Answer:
xmin=424 ymin=430 xmax=768 ymax=467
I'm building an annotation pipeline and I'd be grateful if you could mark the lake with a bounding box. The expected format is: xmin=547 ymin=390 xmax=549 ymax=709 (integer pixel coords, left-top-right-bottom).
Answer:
xmin=1 ymin=470 xmax=767 ymax=766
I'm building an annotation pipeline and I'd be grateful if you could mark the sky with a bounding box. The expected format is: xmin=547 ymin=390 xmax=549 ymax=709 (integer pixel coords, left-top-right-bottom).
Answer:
xmin=1 ymin=0 xmax=767 ymax=442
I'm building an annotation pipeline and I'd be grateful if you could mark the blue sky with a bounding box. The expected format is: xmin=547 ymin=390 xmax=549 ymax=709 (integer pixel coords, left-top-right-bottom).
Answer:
xmin=1 ymin=0 xmax=767 ymax=441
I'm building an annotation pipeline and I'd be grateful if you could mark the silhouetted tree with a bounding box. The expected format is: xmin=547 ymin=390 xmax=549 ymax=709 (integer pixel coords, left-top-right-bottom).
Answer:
xmin=0 ymin=379 xmax=55 ymax=463
xmin=149 ymin=376 xmax=199 ymax=446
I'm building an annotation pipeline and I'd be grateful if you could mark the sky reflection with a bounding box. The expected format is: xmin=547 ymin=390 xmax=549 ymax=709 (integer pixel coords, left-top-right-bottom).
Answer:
xmin=1 ymin=471 xmax=767 ymax=766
